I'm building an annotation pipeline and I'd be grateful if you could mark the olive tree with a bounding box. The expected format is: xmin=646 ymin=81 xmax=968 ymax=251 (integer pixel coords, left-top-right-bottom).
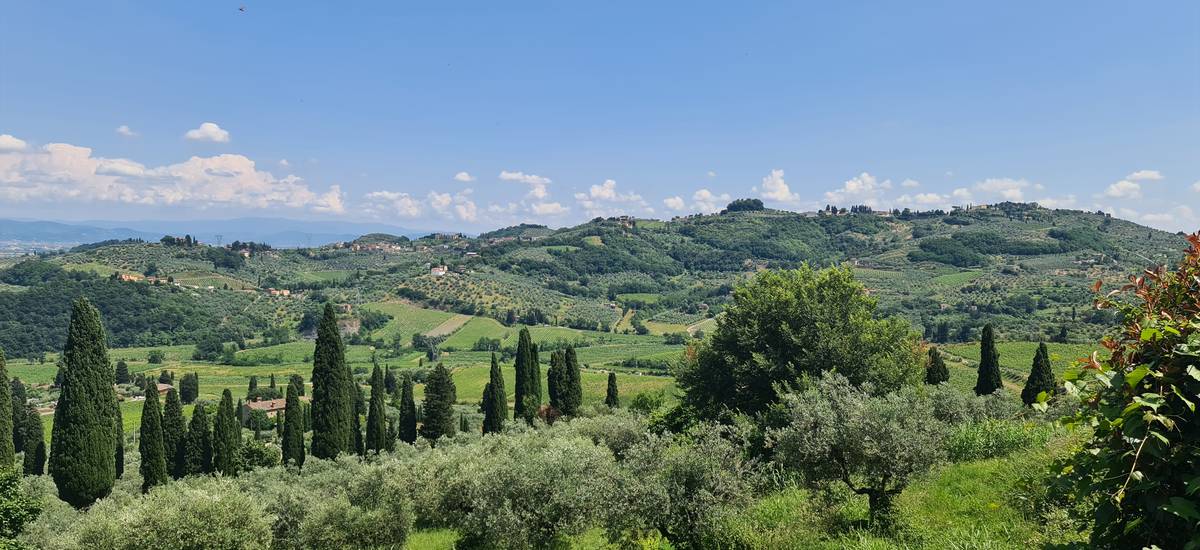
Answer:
xmin=771 ymin=372 xmax=947 ymax=527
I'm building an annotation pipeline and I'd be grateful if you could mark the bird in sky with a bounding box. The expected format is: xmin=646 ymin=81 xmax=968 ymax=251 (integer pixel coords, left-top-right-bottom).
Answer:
xmin=238 ymin=5 xmax=246 ymax=13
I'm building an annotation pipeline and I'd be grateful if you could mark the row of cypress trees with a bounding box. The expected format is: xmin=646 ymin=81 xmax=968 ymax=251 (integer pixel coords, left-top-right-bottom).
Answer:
xmin=924 ymin=323 xmax=1056 ymax=405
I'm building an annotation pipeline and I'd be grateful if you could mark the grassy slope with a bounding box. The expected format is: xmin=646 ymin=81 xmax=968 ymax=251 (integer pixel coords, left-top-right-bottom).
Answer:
xmin=362 ymin=301 xmax=455 ymax=340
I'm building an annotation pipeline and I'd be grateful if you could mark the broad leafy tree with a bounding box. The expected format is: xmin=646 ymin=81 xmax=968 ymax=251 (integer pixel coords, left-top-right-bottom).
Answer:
xmin=677 ymin=266 xmax=922 ymax=417
xmin=50 ymin=298 xmax=118 ymax=508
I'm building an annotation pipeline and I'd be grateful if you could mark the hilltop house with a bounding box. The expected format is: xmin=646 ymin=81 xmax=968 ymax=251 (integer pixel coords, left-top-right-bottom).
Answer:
xmin=430 ymin=265 xmax=448 ymax=277
xmin=243 ymin=396 xmax=310 ymax=419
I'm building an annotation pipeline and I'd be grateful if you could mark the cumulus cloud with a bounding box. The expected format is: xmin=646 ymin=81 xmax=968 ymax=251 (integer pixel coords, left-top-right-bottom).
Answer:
xmin=454 ymin=171 xmax=475 ymax=182
xmin=427 ymin=189 xmax=477 ymax=221
xmin=363 ymin=191 xmax=423 ymax=218
xmin=693 ymin=188 xmax=731 ymax=213
xmin=530 ymin=201 xmax=568 ymax=215
xmin=1033 ymin=194 xmax=1078 ymax=209
xmin=1141 ymin=206 xmax=1196 ymax=232
xmin=759 ymin=169 xmax=800 ymax=203
xmin=278 ymin=159 xmax=290 ymax=168
xmin=951 ymin=187 xmax=973 ymax=202
xmin=1102 ymin=180 xmax=1141 ymax=199
xmin=0 ymin=135 xmax=27 ymax=152
xmin=901 ymin=179 xmax=920 ymax=188
xmin=895 ymin=192 xmax=948 ymax=207
xmin=1126 ymin=170 xmax=1163 ymax=181
xmin=1194 ymin=181 xmax=1200 ymax=192
xmin=973 ymin=178 xmax=1030 ymax=201
xmin=0 ymin=134 xmax=341 ymax=213
xmin=824 ymin=172 xmax=891 ymax=207
xmin=499 ymin=170 xmax=551 ymax=199
xmin=573 ymin=179 xmax=649 ymax=217
xmin=184 ymin=122 xmax=230 ymax=143
xmin=115 ymin=125 xmax=137 ymax=138
xmin=663 ymin=196 xmax=686 ymax=211
xmin=707 ymin=171 xmax=717 ymax=178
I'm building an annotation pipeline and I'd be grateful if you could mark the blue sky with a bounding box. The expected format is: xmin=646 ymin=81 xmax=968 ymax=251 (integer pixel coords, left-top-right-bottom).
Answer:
xmin=1 ymin=1 xmax=1197 ymax=231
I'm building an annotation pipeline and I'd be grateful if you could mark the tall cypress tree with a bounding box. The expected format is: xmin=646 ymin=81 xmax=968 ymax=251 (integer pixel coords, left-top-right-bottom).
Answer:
xmin=0 ymin=348 xmax=13 ymax=467
xmin=50 ymin=299 xmax=117 ymax=508
xmin=212 ymin=389 xmax=240 ymax=475
xmin=310 ymin=303 xmax=355 ymax=458
xmin=21 ymin=404 xmax=45 ymax=475
xmin=366 ymin=366 xmax=386 ymax=453
xmin=605 ymin=372 xmax=619 ymax=408
xmin=482 ymin=353 xmax=506 ymax=434
xmin=247 ymin=376 xmax=258 ymax=397
xmin=269 ymin=373 xmax=276 ymax=390
xmin=161 ymin=388 xmax=187 ymax=479
xmin=353 ymin=383 xmax=365 ymax=456
xmin=925 ymin=347 xmax=950 ymax=385
xmin=289 ymin=374 xmax=305 ymax=396
xmin=184 ymin=403 xmax=213 ymax=475
xmin=10 ymin=377 xmax=25 ymax=454
xmin=282 ymin=381 xmax=305 ymax=467
xmin=384 ymin=367 xmax=397 ymax=396
xmin=138 ymin=380 xmax=168 ymax=492
xmin=113 ymin=400 xmax=124 ymax=479
xmin=1021 ymin=342 xmax=1057 ymax=405
xmin=397 ymin=372 xmax=417 ymax=444
xmin=563 ymin=346 xmax=582 ymax=417
xmin=115 ymin=361 xmax=130 ymax=385
xmin=974 ymin=324 xmax=1003 ymax=396
xmin=419 ymin=363 xmax=456 ymax=443
xmin=530 ymin=343 xmax=542 ymax=413
xmin=513 ymin=328 xmax=534 ymax=421
xmin=546 ymin=350 xmax=565 ymax=412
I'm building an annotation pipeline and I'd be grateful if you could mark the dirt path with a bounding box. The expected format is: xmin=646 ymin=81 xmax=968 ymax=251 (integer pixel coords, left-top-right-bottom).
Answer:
xmin=424 ymin=314 xmax=472 ymax=337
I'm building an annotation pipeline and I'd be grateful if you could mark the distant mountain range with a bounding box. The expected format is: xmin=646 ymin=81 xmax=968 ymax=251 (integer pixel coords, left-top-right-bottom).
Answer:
xmin=0 ymin=217 xmax=432 ymax=250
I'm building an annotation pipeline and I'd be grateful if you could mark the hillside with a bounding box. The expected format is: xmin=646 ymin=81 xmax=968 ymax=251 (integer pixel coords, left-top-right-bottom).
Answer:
xmin=0 ymin=201 xmax=1184 ymax=358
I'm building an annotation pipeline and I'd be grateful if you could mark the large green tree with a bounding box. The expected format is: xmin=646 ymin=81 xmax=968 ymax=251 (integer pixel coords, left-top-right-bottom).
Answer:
xmin=282 ymin=381 xmax=305 ymax=467
xmin=184 ymin=403 xmax=213 ymax=475
xmin=925 ymin=346 xmax=950 ymax=385
xmin=1021 ymin=342 xmax=1055 ymax=405
xmin=365 ymin=365 xmax=387 ymax=453
xmin=161 ymin=388 xmax=187 ymax=479
xmin=420 ymin=363 xmax=456 ymax=443
xmin=512 ymin=328 xmax=536 ymax=422
xmin=0 ymin=348 xmax=13 ymax=466
xmin=212 ymin=389 xmax=240 ymax=475
xmin=677 ymin=266 xmax=923 ymax=417
xmin=138 ymin=380 xmax=168 ymax=492
xmin=482 ymin=353 xmax=506 ymax=434
xmin=605 ymin=372 xmax=619 ymax=408
xmin=310 ymin=303 xmax=355 ymax=458
xmin=974 ymin=324 xmax=1003 ymax=396
xmin=397 ymin=372 xmax=417 ymax=444
xmin=10 ymin=378 xmax=25 ymax=455
xmin=49 ymin=298 xmax=118 ymax=508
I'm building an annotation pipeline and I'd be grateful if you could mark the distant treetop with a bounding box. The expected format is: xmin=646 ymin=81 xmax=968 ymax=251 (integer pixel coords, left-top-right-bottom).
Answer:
xmin=723 ymin=198 xmax=765 ymax=213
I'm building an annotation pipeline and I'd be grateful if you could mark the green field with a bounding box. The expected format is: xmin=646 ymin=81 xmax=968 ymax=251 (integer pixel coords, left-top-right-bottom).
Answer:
xmin=361 ymin=301 xmax=456 ymax=340
xmin=616 ymin=292 xmax=661 ymax=304
xmin=942 ymin=341 xmax=1103 ymax=377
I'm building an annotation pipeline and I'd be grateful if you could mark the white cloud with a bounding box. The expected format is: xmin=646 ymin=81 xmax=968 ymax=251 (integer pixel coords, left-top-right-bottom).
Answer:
xmin=1142 ymin=206 xmax=1195 ymax=231
xmin=530 ymin=201 xmax=568 ymax=215
xmin=278 ymin=159 xmax=290 ymax=168
xmin=824 ymin=172 xmax=890 ymax=207
xmin=901 ymin=179 xmax=920 ymax=188
xmin=707 ymin=171 xmax=717 ymax=178
xmin=498 ymin=170 xmax=551 ymax=185
xmin=951 ymin=187 xmax=973 ymax=202
xmin=0 ymin=135 xmax=27 ymax=153
xmin=1193 ymin=181 xmax=1200 ymax=192
xmin=363 ymin=191 xmax=423 ymax=218
xmin=454 ymin=171 xmax=475 ymax=182
xmin=1102 ymin=180 xmax=1141 ymax=199
xmin=115 ymin=125 xmax=138 ymax=138
xmin=692 ymin=188 xmax=731 ymax=213
xmin=896 ymin=192 xmax=947 ymax=207
xmin=573 ymin=179 xmax=648 ymax=217
xmin=1033 ymin=194 xmax=1078 ymax=209
xmin=1126 ymin=170 xmax=1163 ymax=181
xmin=0 ymin=135 xmax=340 ymax=213
xmin=427 ymin=189 xmax=477 ymax=221
xmin=488 ymin=202 xmax=519 ymax=214
xmin=663 ymin=196 xmax=685 ymax=211
xmin=973 ymin=178 xmax=1030 ymax=201
xmin=760 ymin=169 xmax=800 ymax=203
xmin=184 ymin=122 xmax=230 ymax=143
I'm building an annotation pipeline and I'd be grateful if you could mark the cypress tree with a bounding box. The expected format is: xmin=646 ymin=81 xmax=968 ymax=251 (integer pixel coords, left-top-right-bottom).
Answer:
xmin=385 ymin=367 xmax=397 ymax=396
xmin=397 ymin=372 xmax=417 ymax=444
xmin=180 ymin=373 xmax=199 ymax=404
xmin=0 ymin=349 xmax=13 ymax=467
xmin=10 ymin=377 xmax=25 ymax=454
xmin=184 ymin=403 xmax=213 ymax=475
xmin=974 ymin=324 xmax=1003 ymax=396
xmin=1021 ymin=342 xmax=1057 ymax=405
xmin=138 ymin=380 xmax=168 ymax=492
xmin=247 ymin=376 xmax=258 ymax=397
xmin=419 ymin=363 xmax=456 ymax=443
xmin=113 ymin=401 xmax=124 ymax=479
xmin=482 ymin=353 xmax=506 ymax=434
xmin=161 ymin=388 xmax=187 ymax=479
xmin=366 ymin=366 xmax=386 ymax=453
xmin=115 ymin=361 xmax=130 ymax=385
xmin=269 ymin=373 xmax=276 ymax=389
xmin=459 ymin=413 xmax=469 ymax=433
xmin=530 ymin=343 xmax=542 ymax=413
xmin=282 ymin=381 xmax=305 ymax=467
xmin=925 ymin=347 xmax=950 ymax=385
xmin=21 ymin=404 xmax=45 ymax=475
xmin=605 ymin=372 xmax=620 ymax=408
xmin=563 ymin=346 xmax=582 ymax=417
xmin=353 ymin=383 xmax=365 ymax=456
xmin=289 ymin=374 xmax=305 ymax=396
xmin=310 ymin=303 xmax=355 ymax=458
xmin=513 ymin=328 xmax=533 ymax=421
xmin=212 ymin=389 xmax=240 ymax=475
xmin=50 ymin=299 xmax=117 ymax=508
xmin=546 ymin=350 xmax=564 ymax=412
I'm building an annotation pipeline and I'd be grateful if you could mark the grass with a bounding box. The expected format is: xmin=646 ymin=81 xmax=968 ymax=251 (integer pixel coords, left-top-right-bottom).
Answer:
xmin=616 ymin=292 xmax=661 ymax=304
xmin=929 ymin=270 xmax=983 ymax=287
xmin=293 ymin=269 xmax=355 ymax=283
xmin=425 ymin=314 xmax=473 ymax=337
xmin=643 ymin=321 xmax=689 ymax=336
xmin=942 ymin=341 xmax=1103 ymax=378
